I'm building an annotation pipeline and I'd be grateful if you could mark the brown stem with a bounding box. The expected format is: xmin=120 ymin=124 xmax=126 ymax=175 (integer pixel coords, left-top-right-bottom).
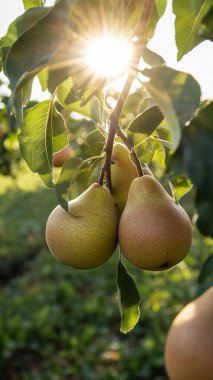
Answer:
xmin=98 ymin=0 xmax=154 ymax=187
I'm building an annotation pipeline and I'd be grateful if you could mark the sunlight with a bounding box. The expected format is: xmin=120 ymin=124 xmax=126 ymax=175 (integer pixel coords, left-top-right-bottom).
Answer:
xmin=85 ymin=36 xmax=132 ymax=79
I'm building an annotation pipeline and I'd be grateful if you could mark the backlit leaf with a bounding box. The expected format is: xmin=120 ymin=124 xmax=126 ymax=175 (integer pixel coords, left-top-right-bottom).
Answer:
xmin=117 ymin=260 xmax=141 ymax=334
xmin=142 ymin=66 xmax=201 ymax=151
xmin=169 ymin=175 xmax=193 ymax=202
xmin=173 ymin=0 xmax=212 ymax=60
xmin=18 ymin=100 xmax=68 ymax=188
xmin=128 ymin=106 xmax=164 ymax=135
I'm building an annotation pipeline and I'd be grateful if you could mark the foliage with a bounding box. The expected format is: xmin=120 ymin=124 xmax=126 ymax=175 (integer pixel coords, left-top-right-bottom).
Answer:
xmin=0 ymin=0 xmax=213 ymax=334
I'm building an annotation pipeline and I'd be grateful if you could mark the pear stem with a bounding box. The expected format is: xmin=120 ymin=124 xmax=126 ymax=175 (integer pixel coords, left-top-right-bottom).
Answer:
xmin=98 ymin=0 xmax=154 ymax=186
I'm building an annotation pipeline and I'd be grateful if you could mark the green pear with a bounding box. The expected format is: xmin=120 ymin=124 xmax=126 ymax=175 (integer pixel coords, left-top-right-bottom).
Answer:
xmin=165 ymin=286 xmax=213 ymax=380
xmin=46 ymin=183 xmax=118 ymax=269
xmin=119 ymin=176 xmax=192 ymax=270
xmin=111 ymin=143 xmax=137 ymax=214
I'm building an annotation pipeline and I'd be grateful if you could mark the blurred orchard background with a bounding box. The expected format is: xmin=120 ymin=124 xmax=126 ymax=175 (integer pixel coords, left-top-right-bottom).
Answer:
xmin=0 ymin=0 xmax=213 ymax=379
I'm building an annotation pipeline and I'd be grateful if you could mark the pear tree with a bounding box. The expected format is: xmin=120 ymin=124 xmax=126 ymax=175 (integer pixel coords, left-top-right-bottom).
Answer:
xmin=0 ymin=0 xmax=213 ymax=333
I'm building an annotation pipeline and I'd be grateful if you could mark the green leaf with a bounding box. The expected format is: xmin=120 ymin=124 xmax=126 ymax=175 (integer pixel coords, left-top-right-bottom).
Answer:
xmin=139 ymin=97 xmax=157 ymax=113
xmin=85 ymin=129 xmax=106 ymax=156
xmin=13 ymin=79 xmax=33 ymax=129
xmin=57 ymin=78 xmax=103 ymax=124
xmin=134 ymin=137 xmax=163 ymax=164
xmin=128 ymin=106 xmax=164 ymax=135
xmin=142 ymin=47 xmax=165 ymax=66
xmin=18 ymin=100 xmax=68 ymax=188
xmin=198 ymin=255 xmax=213 ymax=284
xmin=38 ymin=68 xmax=49 ymax=91
xmin=173 ymin=0 xmax=212 ymax=60
xmin=169 ymin=175 xmax=193 ymax=202
xmin=1 ymin=6 xmax=50 ymax=74
xmin=54 ymin=157 xmax=83 ymax=210
xmin=183 ymin=101 xmax=213 ymax=237
xmin=117 ymin=260 xmax=141 ymax=334
xmin=142 ymin=66 xmax=201 ymax=151
xmin=55 ymin=156 xmax=104 ymax=210
xmin=22 ymin=0 xmax=45 ymax=9
xmin=6 ymin=0 xmax=71 ymax=97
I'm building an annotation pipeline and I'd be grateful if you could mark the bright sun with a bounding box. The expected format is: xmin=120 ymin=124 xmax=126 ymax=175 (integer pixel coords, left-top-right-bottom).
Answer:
xmin=85 ymin=36 xmax=132 ymax=79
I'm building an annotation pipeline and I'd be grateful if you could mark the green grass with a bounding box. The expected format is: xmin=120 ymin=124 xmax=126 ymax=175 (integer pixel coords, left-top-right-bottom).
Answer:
xmin=0 ymin=162 xmax=212 ymax=379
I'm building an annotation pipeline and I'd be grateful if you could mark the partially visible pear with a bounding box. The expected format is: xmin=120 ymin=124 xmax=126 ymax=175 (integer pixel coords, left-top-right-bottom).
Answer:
xmin=165 ymin=286 xmax=213 ymax=380
xmin=111 ymin=143 xmax=137 ymax=215
xmin=53 ymin=146 xmax=74 ymax=167
xmin=119 ymin=175 xmax=192 ymax=270
xmin=46 ymin=183 xmax=118 ymax=269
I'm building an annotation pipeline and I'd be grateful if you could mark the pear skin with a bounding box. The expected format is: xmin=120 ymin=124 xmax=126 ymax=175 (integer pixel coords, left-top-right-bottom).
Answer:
xmin=119 ymin=176 xmax=192 ymax=270
xmin=165 ymin=286 xmax=213 ymax=380
xmin=111 ymin=143 xmax=137 ymax=214
xmin=46 ymin=183 xmax=118 ymax=269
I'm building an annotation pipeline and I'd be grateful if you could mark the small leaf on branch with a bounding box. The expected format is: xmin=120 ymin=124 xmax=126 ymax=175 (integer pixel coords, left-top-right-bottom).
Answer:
xmin=128 ymin=106 xmax=164 ymax=135
xmin=169 ymin=175 xmax=193 ymax=202
xmin=142 ymin=47 xmax=165 ymax=67
xmin=117 ymin=260 xmax=141 ymax=334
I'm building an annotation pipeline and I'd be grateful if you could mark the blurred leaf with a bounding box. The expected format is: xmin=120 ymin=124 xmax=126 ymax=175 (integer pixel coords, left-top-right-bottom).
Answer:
xmin=128 ymin=106 xmax=164 ymax=135
xmin=6 ymin=0 xmax=71 ymax=100
xmin=117 ymin=260 xmax=141 ymax=334
xmin=200 ymin=5 xmax=213 ymax=40
xmin=142 ymin=66 xmax=201 ymax=151
xmin=1 ymin=6 xmax=50 ymax=74
xmin=142 ymin=47 xmax=165 ymax=66
xmin=169 ymin=175 xmax=193 ymax=202
xmin=18 ymin=100 xmax=68 ymax=188
xmin=198 ymin=255 xmax=213 ymax=284
xmin=183 ymin=101 xmax=213 ymax=237
xmin=139 ymin=97 xmax=157 ymax=113
xmin=55 ymin=157 xmax=83 ymax=210
xmin=173 ymin=0 xmax=212 ymax=60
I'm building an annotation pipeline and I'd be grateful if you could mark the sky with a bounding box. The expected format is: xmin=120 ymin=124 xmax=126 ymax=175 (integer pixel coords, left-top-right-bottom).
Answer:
xmin=0 ymin=0 xmax=212 ymax=100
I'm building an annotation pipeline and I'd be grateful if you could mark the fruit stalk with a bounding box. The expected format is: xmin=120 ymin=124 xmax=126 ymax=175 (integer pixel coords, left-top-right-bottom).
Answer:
xmin=98 ymin=0 xmax=154 ymax=186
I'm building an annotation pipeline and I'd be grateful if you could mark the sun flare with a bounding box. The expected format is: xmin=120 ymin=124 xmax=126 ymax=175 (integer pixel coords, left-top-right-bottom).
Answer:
xmin=85 ymin=36 xmax=132 ymax=79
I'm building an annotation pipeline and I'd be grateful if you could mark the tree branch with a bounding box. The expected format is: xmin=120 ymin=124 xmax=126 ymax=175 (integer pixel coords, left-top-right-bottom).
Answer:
xmin=98 ymin=0 xmax=154 ymax=186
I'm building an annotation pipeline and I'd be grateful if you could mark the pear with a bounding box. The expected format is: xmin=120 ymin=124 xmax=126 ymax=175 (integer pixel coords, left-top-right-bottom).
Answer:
xmin=165 ymin=286 xmax=213 ymax=380
xmin=119 ymin=175 xmax=192 ymax=270
xmin=111 ymin=143 xmax=137 ymax=215
xmin=53 ymin=146 xmax=74 ymax=167
xmin=46 ymin=183 xmax=118 ymax=269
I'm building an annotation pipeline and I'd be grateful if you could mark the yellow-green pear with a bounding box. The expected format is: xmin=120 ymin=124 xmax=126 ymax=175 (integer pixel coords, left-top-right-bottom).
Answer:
xmin=165 ymin=286 xmax=213 ymax=380
xmin=119 ymin=175 xmax=192 ymax=270
xmin=46 ymin=183 xmax=118 ymax=269
xmin=111 ymin=143 xmax=137 ymax=214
